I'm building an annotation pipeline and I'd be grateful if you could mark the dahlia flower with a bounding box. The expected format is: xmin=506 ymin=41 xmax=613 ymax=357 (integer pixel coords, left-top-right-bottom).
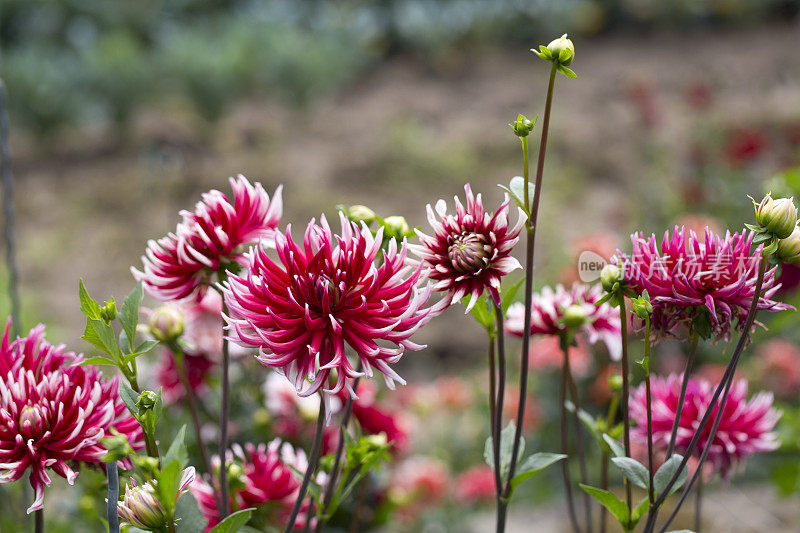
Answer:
xmin=118 ymin=466 xmax=195 ymax=531
xmin=191 ymin=440 xmax=309 ymax=531
xmin=0 ymin=322 xmax=143 ymax=513
xmin=505 ymin=283 xmax=622 ymax=360
xmin=616 ymin=226 xmax=791 ymax=338
xmin=410 ymin=184 xmax=524 ymax=311
xmin=133 ymin=175 xmax=282 ymax=302
xmin=630 ymin=374 xmax=780 ymax=479
xmin=223 ymin=213 xmax=433 ymax=418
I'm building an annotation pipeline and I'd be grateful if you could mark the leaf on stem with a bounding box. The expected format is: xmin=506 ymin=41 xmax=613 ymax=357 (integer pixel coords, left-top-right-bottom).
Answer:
xmin=208 ymin=509 xmax=254 ymax=533
xmin=508 ymin=453 xmax=566 ymax=494
xmin=602 ymin=433 xmax=625 ymax=458
xmin=499 ymin=176 xmax=534 ymax=217
xmin=579 ymin=484 xmax=629 ymax=527
xmin=119 ymin=282 xmax=144 ymax=353
xmin=483 ymin=422 xmax=524 ymax=479
xmin=653 ymin=454 xmax=687 ymax=496
xmin=79 ymin=279 xmax=103 ymax=320
xmin=611 ymin=457 xmax=650 ymax=490
xmin=164 ymin=425 xmax=188 ymax=469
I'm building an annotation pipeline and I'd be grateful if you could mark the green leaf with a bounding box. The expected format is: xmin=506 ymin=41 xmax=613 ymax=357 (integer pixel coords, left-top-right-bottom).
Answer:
xmin=611 ymin=457 xmax=650 ymax=490
xmin=175 ymin=492 xmax=208 ymax=533
xmin=119 ymin=282 xmax=143 ymax=353
xmin=558 ymin=65 xmax=578 ymax=79
xmin=83 ymin=319 xmax=121 ymax=359
xmin=501 ymin=278 xmax=524 ymax=313
xmin=157 ymin=460 xmax=181 ymax=516
xmin=602 ymin=434 xmax=625 ymax=458
xmin=209 ymin=509 xmax=254 ymax=533
xmin=630 ymin=497 xmax=650 ymax=526
xmin=483 ymin=422 xmax=524 ymax=479
xmin=73 ymin=355 xmax=116 ymax=367
xmin=508 ymin=453 xmax=566 ymax=494
xmin=124 ymin=340 xmax=160 ymax=363
xmin=79 ymin=279 xmax=103 ymax=320
xmin=164 ymin=425 xmax=188 ymax=469
xmin=499 ymin=176 xmax=535 ymax=216
xmin=654 ymin=454 xmax=687 ymax=496
xmin=466 ymin=294 xmax=494 ymax=330
xmin=579 ymin=484 xmax=629 ymax=526
xmin=119 ymin=382 xmax=139 ymax=419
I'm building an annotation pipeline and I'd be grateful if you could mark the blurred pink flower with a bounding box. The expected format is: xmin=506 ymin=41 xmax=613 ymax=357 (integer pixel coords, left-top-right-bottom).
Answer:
xmin=524 ymin=336 xmax=592 ymax=377
xmin=133 ymin=175 xmax=282 ymax=302
xmin=156 ymin=350 xmax=216 ymax=404
xmin=617 ymin=226 xmax=790 ymax=338
xmin=506 ymin=283 xmax=621 ymax=360
xmin=754 ymin=339 xmax=800 ymax=399
xmin=0 ymin=321 xmax=143 ymax=513
xmin=630 ymin=373 xmax=780 ymax=479
xmin=561 ymin=230 xmax=620 ymax=284
xmin=391 ymin=456 xmax=449 ymax=516
xmin=223 ymin=213 xmax=433 ymax=419
xmin=454 ymin=465 xmax=496 ymax=505
xmin=411 ymin=184 xmax=524 ymax=311
xmin=433 ymin=376 xmax=473 ymax=410
xmin=726 ymin=128 xmax=768 ymax=167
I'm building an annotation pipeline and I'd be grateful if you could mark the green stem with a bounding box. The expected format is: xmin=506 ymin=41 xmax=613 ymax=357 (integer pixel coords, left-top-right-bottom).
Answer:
xmin=618 ymin=297 xmax=632 ymax=523
xmin=599 ymin=389 xmax=619 ymax=533
xmin=559 ymin=335 xmax=582 ymax=533
xmin=493 ymin=301 xmax=508 ymax=533
xmin=285 ymin=398 xmax=326 ymax=533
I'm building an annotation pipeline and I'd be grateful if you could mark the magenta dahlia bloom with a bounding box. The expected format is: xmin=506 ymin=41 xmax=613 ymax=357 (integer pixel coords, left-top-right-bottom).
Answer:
xmin=410 ymin=184 xmax=524 ymax=311
xmin=223 ymin=213 xmax=433 ymax=417
xmin=191 ymin=440 xmax=308 ymax=531
xmin=630 ymin=373 xmax=780 ymax=479
xmin=616 ymin=226 xmax=791 ymax=337
xmin=505 ymin=283 xmax=622 ymax=360
xmin=133 ymin=175 xmax=283 ymax=302
xmin=0 ymin=321 xmax=143 ymax=513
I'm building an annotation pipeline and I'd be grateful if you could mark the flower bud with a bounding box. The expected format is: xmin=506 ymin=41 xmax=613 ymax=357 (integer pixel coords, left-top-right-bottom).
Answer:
xmin=101 ymin=299 xmax=117 ymax=322
xmin=510 ymin=114 xmax=535 ymax=137
xmin=148 ymin=306 xmax=185 ymax=343
xmin=600 ymin=264 xmax=623 ymax=293
xmin=118 ymin=482 xmax=168 ymax=530
xmin=777 ymin=225 xmax=800 ymax=264
xmin=102 ymin=429 xmax=134 ymax=463
xmin=562 ymin=304 xmax=588 ymax=328
xmin=548 ymin=34 xmax=575 ymax=65
xmin=608 ymin=374 xmax=623 ymax=393
xmin=346 ymin=205 xmax=377 ymax=225
xmin=755 ymin=193 xmax=798 ymax=239
xmin=132 ymin=455 xmax=160 ymax=476
xmin=136 ymin=390 xmax=158 ymax=412
xmin=383 ymin=216 xmax=411 ymax=239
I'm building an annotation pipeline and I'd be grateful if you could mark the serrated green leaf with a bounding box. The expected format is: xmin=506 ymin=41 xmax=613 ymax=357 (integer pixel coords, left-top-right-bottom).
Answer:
xmin=84 ymin=319 xmax=122 ymax=359
xmin=175 ymin=492 xmax=208 ymax=533
xmin=602 ymin=434 xmax=625 ymax=458
xmin=484 ymin=422 xmax=524 ymax=479
xmin=79 ymin=279 xmax=103 ymax=320
xmin=73 ymin=355 xmax=116 ymax=367
xmin=611 ymin=457 xmax=650 ymax=490
xmin=164 ymin=426 xmax=188 ymax=470
xmin=119 ymin=282 xmax=143 ymax=353
xmin=209 ymin=509 xmax=254 ymax=533
xmin=508 ymin=453 xmax=566 ymax=494
xmin=654 ymin=454 xmax=687 ymax=496
xmin=579 ymin=484 xmax=629 ymax=526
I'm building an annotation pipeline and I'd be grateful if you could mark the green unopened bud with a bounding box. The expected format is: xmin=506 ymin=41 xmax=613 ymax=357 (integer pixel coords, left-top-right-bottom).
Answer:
xmin=562 ymin=305 xmax=588 ymax=328
xmin=100 ymin=299 xmax=117 ymax=322
xmin=510 ymin=114 xmax=535 ymax=137
xmin=608 ymin=374 xmax=623 ymax=393
xmin=777 ymin=225 xmax=800 ymax=264
xmin=148 ymin=306 xmax=184 ymax=343
xmin=383 ymin=216 xmax=411 ymax=239
xmin=102 ymin=429 xmax=134 ymax=463
xmin=131 ymin=455 xmax=160 ymax=476
xmin=534 ymin=34 xmax=575 ymax=65
xmin=136 ymin=390 xmax=158 ymax=412
xmin=600 ymin=264 xmax=623 ymax=293
xmin=364 ymin=432 xmax=389 ymax=449
xmin=755 ymin=193 xmax=798 ymax=239
xmin=346 ymin=205 xmax=376 ymax=225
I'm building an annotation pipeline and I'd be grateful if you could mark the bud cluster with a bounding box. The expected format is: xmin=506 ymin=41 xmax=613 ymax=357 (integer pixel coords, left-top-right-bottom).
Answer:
xmin=749 ymin=193 xmax=800 ymax=260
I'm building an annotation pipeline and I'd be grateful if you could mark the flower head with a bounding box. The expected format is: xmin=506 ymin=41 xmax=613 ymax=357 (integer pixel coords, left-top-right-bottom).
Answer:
xmin=505 ymin=283 xmax=621 ymax=360
xmin=0 ymin=321 xmax=143 ymax=513
xmin=411 ymin=184 xmax=523 ymax=312
xmin=223 ymin=213 xmax=432 ymax=419
xmin=755 ymin=193 xmax=797 ymax=239
xmin=133 ymin=175 xmax=282 ymax=302
xmin=616 ymin=226 xmax=791 ymax=338
xmin=118 ymin=467 xmax=195 ymax=531
xmin=630 ymin=374 xmax=780 ymax=479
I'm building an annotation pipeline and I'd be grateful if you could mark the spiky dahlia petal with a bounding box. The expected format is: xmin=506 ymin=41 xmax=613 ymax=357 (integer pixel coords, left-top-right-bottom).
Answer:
xmin=133 ymin=175 xmax=283 ymax=302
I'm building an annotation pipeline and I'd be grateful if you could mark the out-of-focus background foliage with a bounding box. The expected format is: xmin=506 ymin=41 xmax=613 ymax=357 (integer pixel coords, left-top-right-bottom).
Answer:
xmin=4 ymin=1 xmax=800 ymax=531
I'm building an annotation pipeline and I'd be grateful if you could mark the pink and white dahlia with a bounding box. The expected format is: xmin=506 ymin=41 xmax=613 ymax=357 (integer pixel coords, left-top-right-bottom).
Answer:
xmin=630 ymin=373 xmax=780 ymax=479
xmin=410 ymin=184 xmax=524 ymax=311
xmin=0 ymin=322 xmax=143 ymax=513
xmin=118 ymin=466 xmax=195 ymax=531
xmin=133 ymin=175 xmax=282 ymax=302
xmin=223 ymin=213 xmax=432 ymax=417
xmin=505 ymin=283 xmax=622 ymax=360
xmin=191 ymin=440 xmax=308 ymax=531
xmin=616 ymin=226 xmax=790 ymax=337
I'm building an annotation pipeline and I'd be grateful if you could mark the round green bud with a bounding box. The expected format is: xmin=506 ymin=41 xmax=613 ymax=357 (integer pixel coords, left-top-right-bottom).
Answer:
xmin=510 ymin=114 xmax=534 ymax=137
xmin=777 ymin=225 xmax=800 ymax=264
xmin=608 ymin=374 xmax=623 ymax=393
xmin=100 ymin=300 xmax=118 ymax=322
xmin=383 ymin=216 xmax=411 ymax=238
xmin=600 ymin=264 xmax=623 ymax=293
xmin=148 ymin=306 xmax=185 ymax=343
xmin=364 ymin=432 xmax=389 ymax=449
xmin=131 ymin=455 xmax=160 ymax=476
xmin=562 ymin=304 xmax=588 ymax=328
xmin=102 ymin=430 xmax=134 ymax=463
xmin=136 ymin=390 xmax=158 ymax=412
xmin=347 ymin=205 xmax=376 ymax=225
xmin=547 ymin=34 xmax=575 ymax=66
xmin=756 ymin=193 xmax=798 ymax=239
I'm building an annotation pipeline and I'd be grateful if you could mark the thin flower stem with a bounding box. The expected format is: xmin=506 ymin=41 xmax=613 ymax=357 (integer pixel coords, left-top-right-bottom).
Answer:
xmin=644 ymin=318 xmax=655 ymax=508
xmin=618 ymin=298 xmax=632 ymax=521
xmin=107 ymin=462 xmax=120 ymax=533
xmin=315 ymin=376 xmax=362 ymax=533
xmin=563 ymin=336 xmax=593 ymax=533
xmin=489 ymin=333 xmax=498 ymax=444
xmin=218 ymin=329 xmax=231 ymax=518
xmin=172 ymin=347 xmax=213 ymax=475
xmin=695 ymin=476 xmax=703 ymax=533
xmin=285 ymin=398 xmax=326 ymax=533
xmin=646 ymin=257 xmax=769 ymax=532
xmin=599 ymin=391 xmax=619 ymax=533
xmin=34 ymin=509 xmax=43 ymax=533
xmin=493 ymin=302 xmax=508 ymax=533
xmin=665 ymin=331 xmax=700 ymax=458
xmin=559 ymin=338 xmax=582 ymax=533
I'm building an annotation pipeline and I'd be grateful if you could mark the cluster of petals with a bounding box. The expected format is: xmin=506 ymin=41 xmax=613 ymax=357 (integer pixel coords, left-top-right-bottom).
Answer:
xmin=223 ymin=213 xmax=433 ymax=419
xmin=191 ymin=440 xmax=308 ymax=531
xmin=505 ymin=283 xmax=622 ymax=360
xmin=133 ymin=175 xmax=283 ymax=302
xmin=118 ymin=466 xmax=195 ymax=530
xmin=616 ymin=226 xmax=791 ymax=337
xmin=0 ymin=321 xmax=143 ymax=513
xmin=630 ymin=373 xmax=780 ymax=479
xmin=410 ymin=184 xmax=524 ymax=311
